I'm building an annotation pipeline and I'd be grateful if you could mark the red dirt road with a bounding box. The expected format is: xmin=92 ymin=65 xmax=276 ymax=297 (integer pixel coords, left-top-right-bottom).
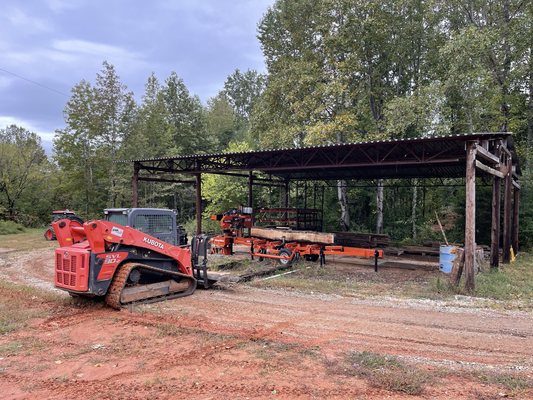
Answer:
xmin=0 ymin=247 xmax=532 ymax=399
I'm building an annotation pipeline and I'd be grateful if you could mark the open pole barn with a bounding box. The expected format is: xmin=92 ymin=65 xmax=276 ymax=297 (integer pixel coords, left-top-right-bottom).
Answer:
xmin=122 ymin=133 xmax=521 ymax=291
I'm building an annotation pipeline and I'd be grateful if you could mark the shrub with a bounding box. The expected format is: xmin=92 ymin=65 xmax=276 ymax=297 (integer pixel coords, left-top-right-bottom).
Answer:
xmin=0 ymin=220 xmax=26 ymax=235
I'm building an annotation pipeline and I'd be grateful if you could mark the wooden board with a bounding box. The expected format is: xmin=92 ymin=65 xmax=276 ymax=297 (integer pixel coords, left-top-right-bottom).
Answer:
xmin=449 ymin=247 xmax=465 ymax=286
xmin=250 ymin=227 xmax=335 ymax=244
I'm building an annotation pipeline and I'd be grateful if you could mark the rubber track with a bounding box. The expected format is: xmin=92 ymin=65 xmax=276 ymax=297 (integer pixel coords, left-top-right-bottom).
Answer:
xmin=105 ymin=262 xmax=197 ymax=310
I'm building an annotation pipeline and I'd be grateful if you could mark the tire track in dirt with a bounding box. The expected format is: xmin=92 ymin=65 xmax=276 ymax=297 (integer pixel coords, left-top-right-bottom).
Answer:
xmin=0 ymin=372 xmax=391 ymax=400
xmin=146 ymin=288 xmax=533 ymax=372
xmin=2 ymin=247 xmax=533 ymax=381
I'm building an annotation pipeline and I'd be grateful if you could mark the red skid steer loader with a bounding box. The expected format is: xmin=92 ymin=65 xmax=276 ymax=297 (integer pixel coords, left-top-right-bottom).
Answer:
xmin=52 ymin=218 xmax=209 ymax=309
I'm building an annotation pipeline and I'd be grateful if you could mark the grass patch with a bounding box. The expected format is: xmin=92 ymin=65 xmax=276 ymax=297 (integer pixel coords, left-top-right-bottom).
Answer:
xmin=155 ymin=322 xmax=237 ymax=344
xmin=428 ymin=252 xmax=533 ymax=305
xmin=476 ymin=371 xmax=532 ymax=393
xmin=156 ymin=323 xmax=188 ymax=338
xmin=0 ymin=341 xmax=24 ymax=356
xmin=0 ymin=281 xmax=63 ymax=334
xmin=207 ymin=257 xmax=252 ymax=272
xmin=0 ymin=337 xmax=47 ymax=356
xmin=247 ymin=251 xmax=533 ymax=309
xmin=0 ymin=228 xmax=54 ymax=251
xmin=0 ymin=220 xmax=26 ymax=235
xmin=329 ymin=351 xmax=431 ymax=395
xmin=474 ymin=253 xmax=533 ymax=302
xmin=249 ymin=264 xmax=358 ymax=294
xmin=250 ymin=263 xmax=444 ymax=300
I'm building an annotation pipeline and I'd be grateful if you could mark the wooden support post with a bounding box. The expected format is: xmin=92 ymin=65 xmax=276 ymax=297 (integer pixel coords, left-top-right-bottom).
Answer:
xmin=490 ymin=146 xmax=502 ymax=269
xmin=195 ymin=173 xmax=202 ymax=235
xmin=503 ymin=157 xmax=512 ymax=263
xmin=248 ymin=171 xmax=254 ymax=208
xmin=512 ymin=187 xmax=520 ymax=254
xmin=132 ymin=162 xmax=140 ymax=207
xmin=464 ymin=142 xmax=477 ymax=292
xmin=490 ymin=178 xmax=501 ymax=269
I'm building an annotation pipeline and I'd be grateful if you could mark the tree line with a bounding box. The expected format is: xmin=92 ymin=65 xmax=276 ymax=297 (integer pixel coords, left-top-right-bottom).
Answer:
xmin=1 ymin=0 xmax=532 ymax=246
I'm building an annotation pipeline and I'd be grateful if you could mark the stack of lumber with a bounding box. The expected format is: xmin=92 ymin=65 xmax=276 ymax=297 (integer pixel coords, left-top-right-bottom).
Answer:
xmin=384 ymin=245 xmax=440 ymax=257
xmin=250 ymin=227 xmax=389 ymax=248
xmin=333 ymin=232 xmax=390 ymax=248
xmin=250 ymin=227 xmax=335 ymax=244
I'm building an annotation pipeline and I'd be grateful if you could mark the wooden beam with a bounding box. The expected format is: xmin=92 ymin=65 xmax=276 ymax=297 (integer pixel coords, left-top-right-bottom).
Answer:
xmin=475 ymin=145 xmax=500 ymax=165
xmin=512 ymin=180 xmax=521 ymax=190
xmin=512 ymin=188 xmax=520 ymax=254
xmin=500 ymin=144 xmax=512 ymax=157
xmin=475 ymin=160 xmax=504 ymax=178
xmin=502 ymin=158 xmax=512 ymax=263
xmin=464 ymin=142 xmax=477 ymax=292
xmin=251 ymin=227 xmax=335 ymax=244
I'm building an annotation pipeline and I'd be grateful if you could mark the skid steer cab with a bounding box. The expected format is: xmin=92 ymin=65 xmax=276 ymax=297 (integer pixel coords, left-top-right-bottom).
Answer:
xmin=103 ymin=208 xmax=187 ymax=246
xmin=52 ymin=210 xmax=210 ymax=309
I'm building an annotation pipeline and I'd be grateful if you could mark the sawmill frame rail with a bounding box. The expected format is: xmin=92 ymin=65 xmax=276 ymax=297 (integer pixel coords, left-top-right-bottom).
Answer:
xmin=121 ymin=132 xmax=521 ymax=291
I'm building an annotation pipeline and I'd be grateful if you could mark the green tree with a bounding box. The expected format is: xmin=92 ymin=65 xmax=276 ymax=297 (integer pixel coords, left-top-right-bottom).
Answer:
xmin=94 ymin=61 xmax=137 ymax=207
xmin=253 ymin=0 xmax=429 ymax=230
xmin=54 ymin=62 xmax=136 ymax=216
xmin=163 ymin=72 xmax=213 ymax=154
xmin=223 ymin=69 xmax=266 ymax=141
xmin=205 ymin=93 xmax=237 ymax=151
xmin=122 ymin=73 xmax=174 ymax=160
xmin=0 ymin=125 xmax=49 ymax=222
xmin=54 ymin=80 xmax=99 ymax=216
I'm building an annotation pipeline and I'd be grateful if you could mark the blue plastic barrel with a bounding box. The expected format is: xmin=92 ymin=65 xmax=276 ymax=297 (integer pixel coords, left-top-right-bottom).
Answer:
xmin=439 ymin=245 xmax=457 ymax=273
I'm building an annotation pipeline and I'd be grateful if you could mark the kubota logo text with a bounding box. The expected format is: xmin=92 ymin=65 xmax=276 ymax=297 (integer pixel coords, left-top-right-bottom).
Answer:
xmin=143 ymin=237 xmax=164 ymax=250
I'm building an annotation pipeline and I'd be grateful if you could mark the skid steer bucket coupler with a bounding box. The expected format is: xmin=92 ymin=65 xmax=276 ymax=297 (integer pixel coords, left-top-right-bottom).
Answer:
xmin=191 ymin=234 xmax=211 ymax=288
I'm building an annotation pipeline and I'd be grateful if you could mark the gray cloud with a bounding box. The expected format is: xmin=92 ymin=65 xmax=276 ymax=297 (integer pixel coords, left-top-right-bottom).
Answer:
xmin=0 ymin=0 xmax=272 ymax=144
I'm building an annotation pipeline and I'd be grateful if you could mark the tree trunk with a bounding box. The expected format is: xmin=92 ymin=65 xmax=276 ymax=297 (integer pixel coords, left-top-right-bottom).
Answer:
xmin=527 ymin=37 xmax=533 ymax=167
xmin=376 ymin=179 xmax=384 ymax=234
xmin=335 ymin=132 xmax=350 ymax=231
xmin=500 ymin=0 xmax=511 ymax=133
xmin=337 ymin=180 xmax=350 ymax=231
xmin=412 ymin=178 xmax=418 ymax=239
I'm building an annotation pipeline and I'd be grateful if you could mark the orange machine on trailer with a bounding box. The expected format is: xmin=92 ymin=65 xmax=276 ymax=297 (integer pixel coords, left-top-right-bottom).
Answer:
xmin=52 ymin=218 xmax=206 ymax=309
xmin=211 ymin=208 xmax=383 ymax=267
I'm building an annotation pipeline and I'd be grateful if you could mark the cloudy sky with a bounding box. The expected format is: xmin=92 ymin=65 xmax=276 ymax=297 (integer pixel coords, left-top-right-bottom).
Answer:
xmin=0 ymin=0 xmax=273 ymax=151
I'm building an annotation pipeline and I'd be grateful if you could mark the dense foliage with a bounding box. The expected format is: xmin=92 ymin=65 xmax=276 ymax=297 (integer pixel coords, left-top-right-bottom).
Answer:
xmin=0 ymin=0 xmax=532 ymax=246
